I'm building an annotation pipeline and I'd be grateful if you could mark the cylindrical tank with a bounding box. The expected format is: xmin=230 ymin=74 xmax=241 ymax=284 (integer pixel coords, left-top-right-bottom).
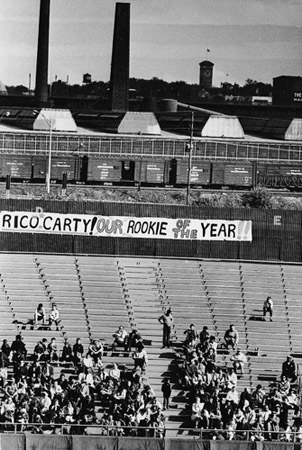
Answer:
xmin=160 ymin=99 xmax=177 ymax=112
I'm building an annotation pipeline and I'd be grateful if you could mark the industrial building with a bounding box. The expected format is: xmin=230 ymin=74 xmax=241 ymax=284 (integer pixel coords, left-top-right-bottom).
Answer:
xmin=273 ymin=76 xmax=302 ymax=106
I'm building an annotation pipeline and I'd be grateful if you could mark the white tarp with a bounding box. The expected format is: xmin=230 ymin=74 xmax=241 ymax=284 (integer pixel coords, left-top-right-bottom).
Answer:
xmin=0 ymin=211 xmax=252 ymax=241
xmin=202 ymin=115 xmax=245 ymax=139
xmin=33 ymin=108 xmax=78 ymax=132
xmin=285 ymin=119 xmax=302 ymax=141
xmin=118 ymin=112 xmax=161 ymax=135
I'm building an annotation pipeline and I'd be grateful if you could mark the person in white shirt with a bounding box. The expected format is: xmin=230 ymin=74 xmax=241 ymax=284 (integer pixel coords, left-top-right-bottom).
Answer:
xmin=226 ymin=386 xmax=239 ymax=404
xmin=226 ymin=367 xmax=238 ymax=390
xmin=132 ymin=342 xmax=148 ymax=372
xmin=112 ymin=326 xmax=128 ymax=352
xmin=109 ymin=362 xmax=121 ymax=381
xmin=231 ymin=348 xmax=247 ymax=374
xmin=49 ymin=303 xmax=61 ymax=330
xmin=39 ymin=391 xmax=51 ymax=417
xmin=191 ymin=397 xmax=205 ymax=428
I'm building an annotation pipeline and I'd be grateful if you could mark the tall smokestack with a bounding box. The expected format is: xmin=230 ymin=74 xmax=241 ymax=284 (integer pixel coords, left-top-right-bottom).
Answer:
xmin=35 ymin=0 xmax=50 ymax=105
xmin=109 ymin=3 xmax=130 ymax=111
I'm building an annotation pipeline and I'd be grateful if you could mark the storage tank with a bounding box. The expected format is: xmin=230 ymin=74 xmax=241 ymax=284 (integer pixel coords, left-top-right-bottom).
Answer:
xmin=160 ymin=99 xmax=177 ymax=112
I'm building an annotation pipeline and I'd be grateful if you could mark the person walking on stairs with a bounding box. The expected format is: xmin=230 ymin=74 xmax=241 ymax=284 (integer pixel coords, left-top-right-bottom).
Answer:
xmin=161 ymin=378 xmax=172 ymax=410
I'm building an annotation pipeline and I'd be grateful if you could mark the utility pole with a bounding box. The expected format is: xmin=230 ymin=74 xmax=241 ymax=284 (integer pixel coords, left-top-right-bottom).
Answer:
xmin=186 ymin=111 xmax=194 ymax=205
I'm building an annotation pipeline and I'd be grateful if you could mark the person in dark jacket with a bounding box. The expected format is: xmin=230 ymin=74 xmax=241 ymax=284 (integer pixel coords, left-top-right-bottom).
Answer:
xmin=161 ymin=378 xmax=172 ymax=410
xmin=282 ymin=355 xmax=297 ymax=382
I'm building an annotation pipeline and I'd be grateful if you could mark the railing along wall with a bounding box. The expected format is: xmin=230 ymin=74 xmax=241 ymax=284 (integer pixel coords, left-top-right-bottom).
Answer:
xmin=0 ymin=423 xmax=301 ymax=442
xmin=0 ymin=131 xmax=302 ymax=161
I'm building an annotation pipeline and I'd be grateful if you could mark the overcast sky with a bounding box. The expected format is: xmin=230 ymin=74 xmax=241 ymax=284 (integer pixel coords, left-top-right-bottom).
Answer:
xmin=0 ymin=0 xmax=301 ymax=88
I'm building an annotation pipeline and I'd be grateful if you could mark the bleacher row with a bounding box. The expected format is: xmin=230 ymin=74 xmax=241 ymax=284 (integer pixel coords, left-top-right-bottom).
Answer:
xmin=0 ymin=253 xmax=301 ymax=436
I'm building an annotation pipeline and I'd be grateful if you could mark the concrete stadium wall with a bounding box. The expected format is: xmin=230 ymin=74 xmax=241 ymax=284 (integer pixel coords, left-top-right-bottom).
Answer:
xmin=0 ymin=434 xmax=293 ymax=450
xmin=0 ymin=199 xmax=301 ymax=262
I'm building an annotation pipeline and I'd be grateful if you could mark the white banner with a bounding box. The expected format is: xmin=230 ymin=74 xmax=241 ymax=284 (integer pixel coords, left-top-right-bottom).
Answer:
xmin=0 ymin=211 xmax=252 ymax=241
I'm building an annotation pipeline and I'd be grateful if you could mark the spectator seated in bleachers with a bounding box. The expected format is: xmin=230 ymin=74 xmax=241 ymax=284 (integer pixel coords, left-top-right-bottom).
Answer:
xmin=88 ymin=339 xmax=104 ymax=366
xmin=281 ymin=355 xmax=297 ymax=383
xmin=34 ymin=303 xmax=46 ymax=327
xmin=251 ymin=384 xmax=266 ymax=409
xmin=132 ymin=342 xmax=148 ymax=373
xmin=183 ymin=324 xmax=198 ymax=347
xmin=224 ymin=324 xmax=239 ymax=351
xmin=48 ymin=303 xmax=61 ymax=330
xmin=47 ymin=338 xmax=59 ymax=363
xmin=172 ymin=320 xmax=302 ymax=439
xmin=263 ymin=296 xmax=273 ymax=322
xmin=60 ymin=339 xmax=73 ymax=364
xmin=0 ymin=362 xmax=8 ymax=388
xmin=127 ymin=328 xmax=142 ymax=352
xmin=226 ymin=386 xmax=239 ymax=405
xmin=34 ymin=338 xmax=48 ymax=362
xmin=191 ymin=396 xmax=206 ymax=428
xmin=285 ymin=388 xmax=300 ymax=413
xmin=73 ymin=337 xmax=84 ymax=372
xmin=1 ymin=315 xmax=300 ymax=440
xmin=278 ymin=375 xmax=291 ymax=397
xmin=112 ymin=326 xmax=129 ymax=353
xmin=231 ymin=348 xmax=247 ymax=374
xmin=226 ymin=368 xmax=237 ymax=390
xmin=199 ymin=326 xmax=210 ymax=351
xmin=1 ymin=339 xmax=11 ymax=368
xmin=10 ymin=335 xmax=27 ymax=374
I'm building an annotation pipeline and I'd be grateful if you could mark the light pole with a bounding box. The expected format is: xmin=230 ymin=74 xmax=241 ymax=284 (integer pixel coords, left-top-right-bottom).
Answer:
xmin=186 ymin=111 xmax=194 ymax=205
xmin=34 ymin=110 xmax=53 ymax=193
xmin=46 ymin=118 xmax=52 ymax=194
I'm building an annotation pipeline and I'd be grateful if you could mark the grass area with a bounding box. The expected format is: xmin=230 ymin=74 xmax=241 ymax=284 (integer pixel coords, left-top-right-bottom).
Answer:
xmin=1 ymin=183 xmax=302 ymax=209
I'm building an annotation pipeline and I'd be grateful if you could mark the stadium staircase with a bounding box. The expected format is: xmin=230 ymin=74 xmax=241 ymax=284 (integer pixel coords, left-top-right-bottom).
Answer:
xmin=281 ymin=265 xmax=302 ymax=356
xmin=35 ymin=255 xmax=89 ymax=349
xmin=0 ymin=254 xmax=66 ymax=353
xmin=75 ymin=255 xmax=134 ymax=370
xmin=116 ymin=258 xmax=174 ymax=401
xmin=240 ymin=262 xmax=291 ymax=385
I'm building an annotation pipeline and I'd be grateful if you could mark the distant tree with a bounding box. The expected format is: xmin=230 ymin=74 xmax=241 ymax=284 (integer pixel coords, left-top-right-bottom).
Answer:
xmin=241 ymin=79 xmax=272 ymax=97
xmin=6 ymin=84 xmax=29 ymax=94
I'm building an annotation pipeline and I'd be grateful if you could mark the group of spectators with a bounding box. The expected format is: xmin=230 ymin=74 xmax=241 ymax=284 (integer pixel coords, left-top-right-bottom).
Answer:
xmin=0 ymin=299 xmax=300 ymax=440
xmin=172 ymin=319 xmax=301 ymax=441
xmin=0 ymin=325 xmax=164 ymax=437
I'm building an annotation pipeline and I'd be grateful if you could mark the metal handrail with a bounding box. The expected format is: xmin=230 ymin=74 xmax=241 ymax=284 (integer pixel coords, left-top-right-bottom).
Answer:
xmin=1 ymin=131 xmax=302 ymax=162
xmin=0 ymin=423 xmax=300 ymax=441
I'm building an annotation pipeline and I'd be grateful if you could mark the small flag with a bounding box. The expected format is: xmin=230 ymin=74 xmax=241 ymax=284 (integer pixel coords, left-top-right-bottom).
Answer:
xmin=207 ymin=49 xmax=210 ymax=52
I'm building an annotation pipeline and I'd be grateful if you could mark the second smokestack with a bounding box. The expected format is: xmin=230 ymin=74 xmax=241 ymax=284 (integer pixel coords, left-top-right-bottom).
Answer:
xmin=109 ymin=3 xmax=130 ymax=112
xmin=35 ymin=0 xmax=51 ymax=105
